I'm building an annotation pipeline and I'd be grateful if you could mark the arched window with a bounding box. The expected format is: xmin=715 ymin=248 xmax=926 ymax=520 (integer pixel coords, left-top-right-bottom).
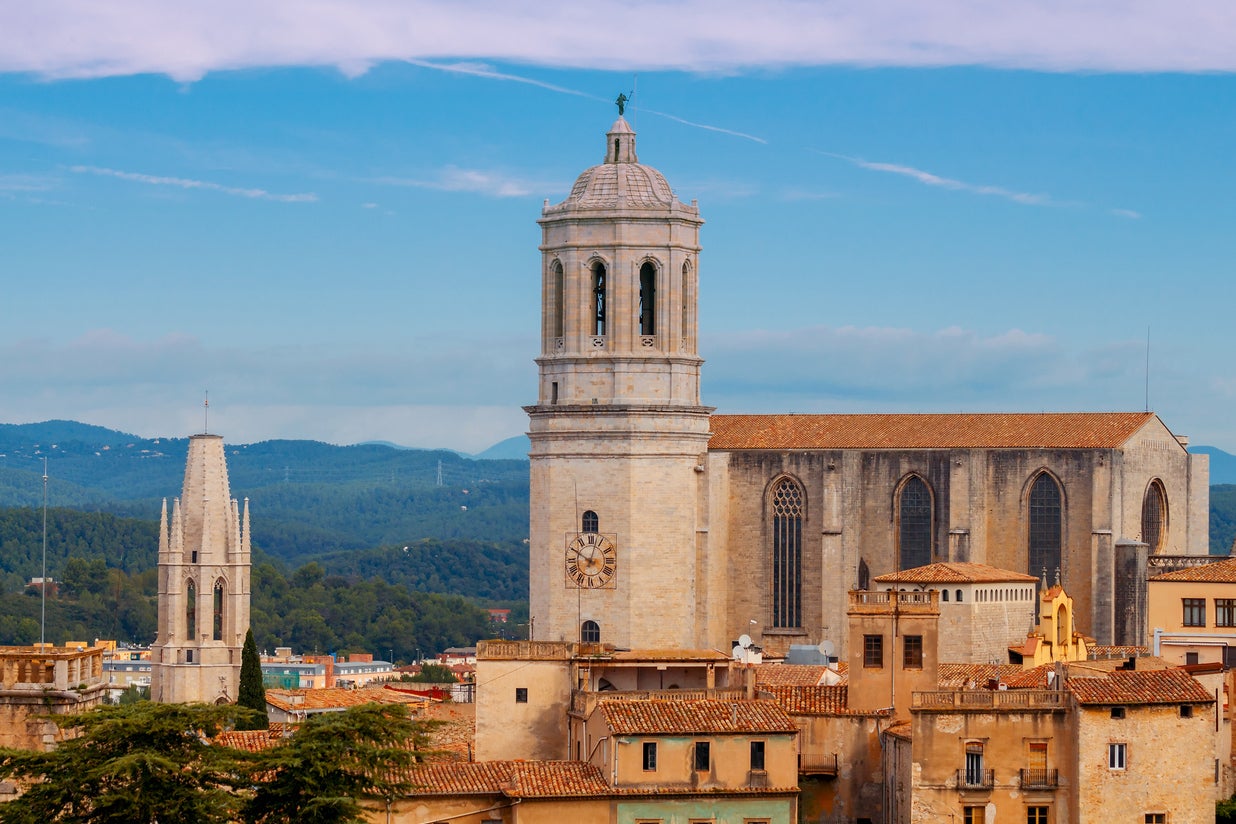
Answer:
xmin=771 ymin=478 xmax=804 ymax=628
xmin=897 ymin=476 xmax=932 ymax=571
xmin=942 ymin=589 xmax=949 ymax=602
xmin=213 ymin=580 xmax=224 ymax=641
xmin=681 ymin=261 xmax=691 ymax=344
xmin=582 ymin=510 xmax=599 ymax=533
xmin=955 ymin=589 xmax=963 ymax=602
xmin=591 ymin=261 xmax=607 ymax=336
xmin=552 ymin=261 xmax=564 ymax=338
xmin=1028 ymin=473 xmax=1063 ymax=581
xmin=1142 ymin=480 xmax=1167 ymax=553
xmin=639 ymin=262 xmax=656 ymax=335
xmin=581 ymin=620 xmax=600 ymax=643
xmin=185 ymin=580 xmax=196 ymax=639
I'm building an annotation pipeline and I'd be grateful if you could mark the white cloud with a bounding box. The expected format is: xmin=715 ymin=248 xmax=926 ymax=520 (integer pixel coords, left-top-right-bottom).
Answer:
xmin=69 ymin=165 xmax=318 ymax=202
xmin=816 ymin=151 xmax=1055 ymax=207
xmin=372 ymin=166 xmax=557 ymax=198
xmin=3 ymin=2 xmax=1236 ymax=81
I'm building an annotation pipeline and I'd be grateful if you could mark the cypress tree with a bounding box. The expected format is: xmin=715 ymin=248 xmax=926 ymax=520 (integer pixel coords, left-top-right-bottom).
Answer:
xmin=236 ymin=628 xmax=269 ymax=731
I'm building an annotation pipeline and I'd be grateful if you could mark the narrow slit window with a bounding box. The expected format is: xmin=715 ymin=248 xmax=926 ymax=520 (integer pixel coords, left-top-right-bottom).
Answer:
xmin=552 ymin=261 xmax=564 ymax=338
xmin=213 ymin=581 xmax=224 ymax=641
xmin=185 ymin=580 xmax=196 ymax=639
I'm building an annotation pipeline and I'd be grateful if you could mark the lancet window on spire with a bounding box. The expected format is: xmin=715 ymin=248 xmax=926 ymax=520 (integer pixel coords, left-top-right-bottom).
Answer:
xmin=186 ymin=580 xmax=196 ymax=639
xmin=639 ymin=262 xmax=657 ymax=336
xmin=552 ymin=261 xmax=564 ymax=338
xmin=592 ymin=261 xmax=607 ymax=336
xmin=213 ymin=580 xmax=224 ymax=641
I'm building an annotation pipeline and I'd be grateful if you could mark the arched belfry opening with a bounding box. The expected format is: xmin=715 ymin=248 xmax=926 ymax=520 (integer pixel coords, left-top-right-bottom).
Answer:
xmin=639 ymin=262 xmax=657 ymax=336
xmin=591 ymin=261 xmax=607 ymax=336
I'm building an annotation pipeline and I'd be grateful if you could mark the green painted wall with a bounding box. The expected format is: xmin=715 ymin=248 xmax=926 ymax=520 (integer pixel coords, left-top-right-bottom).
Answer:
xmin=617 ymin=796 xmax=793 ymax=824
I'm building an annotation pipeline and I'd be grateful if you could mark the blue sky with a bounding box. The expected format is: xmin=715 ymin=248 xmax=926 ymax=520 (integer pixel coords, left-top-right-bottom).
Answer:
xmin=2 ymin=2 xmax=1236 ymax=453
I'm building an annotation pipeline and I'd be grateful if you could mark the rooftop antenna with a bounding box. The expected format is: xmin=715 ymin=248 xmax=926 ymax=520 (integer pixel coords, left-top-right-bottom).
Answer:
xmin=203 ymin=390 xmax=210 ymax=434
xmin=40 ymin=457 xmax=47 ymax=648
xmin=631 ymin=75 xmax=637 ymax=131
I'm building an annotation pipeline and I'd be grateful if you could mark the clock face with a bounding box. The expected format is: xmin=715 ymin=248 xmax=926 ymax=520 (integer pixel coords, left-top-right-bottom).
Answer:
xmin=565 ymin=532 xmax=617 ymax=588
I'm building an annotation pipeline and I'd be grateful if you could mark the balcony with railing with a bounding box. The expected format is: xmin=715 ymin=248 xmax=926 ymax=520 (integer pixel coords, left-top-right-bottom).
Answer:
xmin=956 ymin=768 xmax=995 ymax=790
xmin=799 ymin=753 xmax=839 ymax=775
xmin=912 ymin=690 xmax=1068 ymax=712
xmin=1019 ymin=768 xmax=1059 ymax=790
xmin=848 ymin=589 xmax=939 ymax=616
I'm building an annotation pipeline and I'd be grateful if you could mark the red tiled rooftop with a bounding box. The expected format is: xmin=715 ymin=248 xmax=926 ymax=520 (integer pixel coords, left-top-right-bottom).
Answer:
xmin=1150 ymin=557 xmax=1236 ymax=583
xmin=709 ymin=412 xmax=1158 ymax=451
xmin=937 ymin=663 xmax=1025 ymax=690
xmin=1068 ymin=668 xmax=1214 ymax=705
xmin=762 ymin=685 xmax=876 ymax=716
xmin=265 ymin=686 xmax=432 ymax=713
xmin=875 ymin=562 xmax=1038 ymax=585
xmin=755 ymin=663 xmax=846 ymax=687
xmin=598 ymin=699 xmax=797 ymax=735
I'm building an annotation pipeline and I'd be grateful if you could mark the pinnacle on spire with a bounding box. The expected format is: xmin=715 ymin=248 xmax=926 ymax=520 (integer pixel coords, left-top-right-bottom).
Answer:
xmin=242 ymin=497 xmax=251 ymax=555
xmin=159 ymin=498 xmax=169 ymax=557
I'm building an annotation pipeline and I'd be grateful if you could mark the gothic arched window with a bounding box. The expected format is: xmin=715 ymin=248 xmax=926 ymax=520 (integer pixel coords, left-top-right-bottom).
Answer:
xmin=639 ymin=262 xmax=656 ymax=336
xmin=185 ymin=580 xmax=196 ymax=639
xmin=897 ymin=476 xmax=932 ymax=571
xmin=552 ymin=261 xmax=564 ymax=338
xmin=1028 ymin=473 xmax=1063 ymax=580
xmin=581 ymin=620 xmax=600 ymax=643
xmin=591 ymin=261 xmax=607 ymax=336
xmin=1142 ymin=480 xmax=1167 ymax=553
xmin=582 ymin=510 xmax=599 ymax=533
xmin=213 ymin=580 xmax=224 ymax=641
xmin=771 ymin=478 xmax=804 ymax=628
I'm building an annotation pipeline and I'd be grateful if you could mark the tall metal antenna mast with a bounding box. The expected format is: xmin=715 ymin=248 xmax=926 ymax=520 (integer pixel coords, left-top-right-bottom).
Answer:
xmin=40 ymin=457 xmax=48 ymax=648
xmin=1144 ymin=327 xmax=1151 ymax=412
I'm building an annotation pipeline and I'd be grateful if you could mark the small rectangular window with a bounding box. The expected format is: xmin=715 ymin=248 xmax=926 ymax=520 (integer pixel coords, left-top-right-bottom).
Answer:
xmin=1110 ymin=706 xmax=1126 ymax=719
xmin=1026 ymin=807 xmax=1049 ymax=824
xmin=550 ymin=382 xmax=559 ymax=404
xmin=694 ymin=741 xmax=710 ymax=771
xmin=1145 ymin=814 xmax=1166 ymax=824
xmin=1180 ymin=705 xmax=1194 ymax=718
xmin=1109 ymin=742 xmax=1127 ymax=770
xmin=750 ymin=740 xmax=766 ymax=771
xmin=1183 ymin=598 xmax=1206 ymax=627
xmin=515 ymin=687 xmax=528 ymax=704
xmin=964 ymin=807 xmax=986 ymax=824
xmin=1218 ymin=599 xmax=1236 ymax=627
xmin=903 ymin=635 xmax=923 ymax=668
xmin=864 ymin=634 xmax=883 ymax=668
xmin=1186 ymin=651 xmax=1200 ymax=666
xmin=642 ymin=741 xmax=657 ymax=771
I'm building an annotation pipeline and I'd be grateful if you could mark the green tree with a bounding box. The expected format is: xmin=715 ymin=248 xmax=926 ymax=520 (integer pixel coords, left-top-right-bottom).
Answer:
xmin=237 ymin=628 xmax=269 ymax=731
xmin=242 ymin=703 xmax=428 ymax=824
xmin=410 ymin=663 xmax=457 ymax=683
xmin=0 ymin=702 xmax=254 ymax=824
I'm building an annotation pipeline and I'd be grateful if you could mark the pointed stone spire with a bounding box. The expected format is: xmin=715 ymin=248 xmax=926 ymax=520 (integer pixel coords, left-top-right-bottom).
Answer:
xmin=170 ymin=497 xmax=183 ymax=556
xmin=158 ymin=498 xmax=169 ymax=559
xmin=241 ymin=497 xmax=251 ymax=556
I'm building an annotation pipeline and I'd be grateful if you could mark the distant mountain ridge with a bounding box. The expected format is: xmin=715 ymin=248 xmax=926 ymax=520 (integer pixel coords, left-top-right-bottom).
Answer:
xmin=1190 ymin=445 xmax=1236 ymax=486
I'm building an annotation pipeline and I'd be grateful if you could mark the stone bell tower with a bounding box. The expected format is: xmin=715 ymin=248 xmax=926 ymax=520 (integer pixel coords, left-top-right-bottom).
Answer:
xmin=150 ymin=434 xmax=251 ymax=704
xmin=527 ymin=114 xmax=713 ymax=650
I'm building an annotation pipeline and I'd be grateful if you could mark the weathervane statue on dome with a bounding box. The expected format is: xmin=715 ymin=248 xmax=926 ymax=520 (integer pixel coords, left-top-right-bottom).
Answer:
xmin=615 ymin=92 xmax=628 ymax=117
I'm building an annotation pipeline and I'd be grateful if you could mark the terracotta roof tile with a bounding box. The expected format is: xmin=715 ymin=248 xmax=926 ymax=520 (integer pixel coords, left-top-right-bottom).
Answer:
xmin=884 ymin=720 xmax=912 ymax=741
xmin=213 ymin=727 xmax=285 ymax=753
xmin=875 ymin=562 xmax=1038 ymax=584
xmin=756 ymin=663 xmax=832 ymax=687
xmin=1088 ymin=645 xmax=1150 ymax=659
xmin=1150 ymin=557 xmax=1236 ymax=582
xmin=598 ymin=699 xmax=797 ymax=735
xmin=397 ymin=760 xmax=523 ymax=794
xmin=764 ymin=685 xmax=869 ymax=716
xmin=505 ymin=762 xmax=612 ymax=797
xmin=709 ymin=412 xmax=1157 ymax=450
xmin=1068 ymin=668 xmax=1214 ymax=705
xmin=937 ymin=664 xmax=1025 ymax=690
xmin=265 ymin=686 xmax=432 ymax=713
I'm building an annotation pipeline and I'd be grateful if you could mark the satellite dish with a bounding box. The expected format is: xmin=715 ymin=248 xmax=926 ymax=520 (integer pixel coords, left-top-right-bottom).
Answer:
xmin=818 ymin=640 xmax=836 ymax=659
xmin=738 ymin=634 xmax=753 ymax=649
xmin=732 ymin=645 xmax=744 ymax=659
xmin=1046 ymin=670 xmax=1056 ymax=687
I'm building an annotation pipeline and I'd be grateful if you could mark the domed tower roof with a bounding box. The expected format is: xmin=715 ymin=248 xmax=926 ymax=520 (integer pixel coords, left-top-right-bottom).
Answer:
xmin=544 ymin=117 xmax=692 ymax=214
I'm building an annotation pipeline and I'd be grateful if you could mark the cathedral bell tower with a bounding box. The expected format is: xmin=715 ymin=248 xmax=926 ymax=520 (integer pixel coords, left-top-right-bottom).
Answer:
xmin=527 ymin=114 xmax=713 ymax=650
xmin=150 ymin=434 xmax=251 ymax=704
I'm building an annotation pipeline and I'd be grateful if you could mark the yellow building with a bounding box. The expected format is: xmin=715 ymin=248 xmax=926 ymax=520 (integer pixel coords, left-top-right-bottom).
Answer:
xmin=1148 ymin=556 xmax=1236 ymax=666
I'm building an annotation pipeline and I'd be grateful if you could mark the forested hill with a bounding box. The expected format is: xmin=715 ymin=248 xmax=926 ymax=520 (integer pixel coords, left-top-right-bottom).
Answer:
xmin=0 ymin=420 xmax=530 ymax=560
